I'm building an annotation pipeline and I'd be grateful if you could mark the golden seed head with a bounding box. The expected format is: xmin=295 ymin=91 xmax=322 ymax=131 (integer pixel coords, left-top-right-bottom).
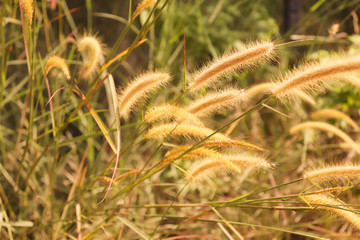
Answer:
xmin=145 ymin=104 xmax=204 ymax=126
xmin=289 ymin=121 xmax=360 ymax=153
xmin=310 ymin=109 xmax=359 ymax=131
xmin=188 ymin=41 xmax=275 ymax=92
xmin=302 ymin=194 xmax=360 ymax=230
xmin=118 ymin=71 xmax=171 ymax=120
xmin=77 ymin=35 xmax=106 ymax=79
xmin=304 ymin=165 xmax=360 ymax=185
xmin=131 ymin=0 xmax=156 ymax=21
xmin=21 ymin=0 xmax=34 ymax=25
xmin=271 ymin=55 xmax=360 ymax=100
xmin=45 ymin=56 xmax=71 ymax=80
xmin=186 ymin=88 xmax=245 ymax=117
xmin=145 ymin=123 xmax=229 ymax=141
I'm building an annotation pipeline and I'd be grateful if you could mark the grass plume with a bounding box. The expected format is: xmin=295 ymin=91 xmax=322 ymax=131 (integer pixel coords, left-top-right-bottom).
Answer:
xmin=20 ymin=0 xmax=34 ymax=25
xmin=188 ymin=41 xmax=275 ymax=92
xmin=186 ymin=89 xmax=245 ymax=117
xmin=145 ymin=104 xmax=204 ymax=126
xmin=77 ymin=34 xmax=106 ymax=79
xmin=145 ymin=123 xmax=229 ymax=141
xmin=289 ymin=121 xmax=360 ymax=153
xmin=302 ymin=194 xmax=360 ymax=230
xmin=187 ymin=154 xmax=271 ymax=182
xmin=45 ymin=56 xmax=71 ymax=80
xmin=118 ymin=71 xmax=171 ymax=120
xmin=202 ymin=139 xmax=264 ymax=151
xmin=271 ymin=55 xmax=360 ymax=99
xmin=304 ymin=165 xmax=360 ymax=185
xmin=310 ymin=109 xmax=359 ymax=131
xmin=131 ymin=0 xmax=156 ymax=22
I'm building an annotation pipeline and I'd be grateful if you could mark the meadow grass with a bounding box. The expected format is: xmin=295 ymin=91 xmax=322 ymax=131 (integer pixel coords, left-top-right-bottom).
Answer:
xmin=1 ymin=0 xmax=360 ymax=239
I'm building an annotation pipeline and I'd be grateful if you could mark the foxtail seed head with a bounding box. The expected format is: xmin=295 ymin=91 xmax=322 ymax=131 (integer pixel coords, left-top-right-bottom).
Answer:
xmin=77 ymin=35 xmax=106 ymax=79
xmin=304 ymin=165 xmax=360 ymax=185
xmin=202 ymin=139 xmax=264 ymax=151
xmin=188 ymin=41 xmax=275 ymax=92
xmin=45 ymin=56 xmax=71 ymax=80
xmin=145 ymin=123 xmax=229 ymax=141
xmin=290 ymin=121 xmax=360 ymax=154
xmin=186 ymin=89 xmax=245 ymax=117
xmin=271 ymin=55 xmax=360 ymax=100
xmin=302 ymin=194 xmax=360 ymax=230
xmin=118 ymin=71 xmax=171 ymax=120
xmin=145 ymin=104 xmax=204 ymax=126
xmin=187 ymin=154 xmax=271 ymax=182
xmin=131 ymin=0 xmax=156 ymax=21
xmin=310 ymin=109 xmax=359 ymax=131
xmin=21 ymin=0 xmax=33 ymax=25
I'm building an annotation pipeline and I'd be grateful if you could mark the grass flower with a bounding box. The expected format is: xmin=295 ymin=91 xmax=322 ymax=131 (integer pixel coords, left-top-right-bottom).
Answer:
xmin=21 ymin=0 xmax=33 ymax=25
xmin=45 ymin=56 xmax=71 ymax=80
xmin=186 ymin=89 xmax=245 ymax=117
xmin=271 ymin=55 xmax=360 ymax=99
xmin=302 ymin=194 xmax=360 ymax=230
xmin=202 ymin=139 xmax=264 ymax=151
xmin=188 ymin=41 xmax=275 ymax=92
xmin=145 ymin=104 xmax=204 ymax=126
xmin=131 ymin=0 xmax=156 ymax=21
xmin=145 ymin=123 xmax=229 ymax=141
xmin=245 ymin=82 xmax=315 ymax=105
xmin=310 ymin=109 xmax=359 ymax=131
xmin=289 ymin=121 xmax=360 ymax=153
xmin=304 ymin=165 xmax=360 ymax=185
xmin=118 ymin=71 xmax=171 ymax=120
xmin=77 ymin=35 xmax=106 ymax=79
xmin=187 ymin=154 xmax=270 ymax=182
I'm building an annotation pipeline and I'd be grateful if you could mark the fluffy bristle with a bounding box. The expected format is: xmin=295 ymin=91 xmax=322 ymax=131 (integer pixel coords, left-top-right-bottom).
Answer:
xmin=188 ymin=41 xmax=275 ymax=92
xmin=21 ymin=0 xmax=33 ymax=25
xmin=131 ymin=0 xmax=156 ymax=21
xmin=145 ymin=104 xmax=204 ymax=126
xmin=245 ymin=83 xmax=315 ymax=105
xmin=145 ymin=123 xmax=229 ymax=141
xmin=302 ymin=194 xmax=360 ymax=230
xmin=224 ymin=154 xmax=272 ymax=170
xmin=289 ymin=121 xmax=360 ymax=153
xmin=202 ymin=139 xmax=264 ymax=151
xmin=118 ymin=71 xmax=171 ymax=120
xmin=186 ymin=89 xmax=245 ymax=117
xmin=304 ymin=165 xmax=360 ymax=185
xmin=187 ymin=158 xmax=232 ymax=182
xmin=245 ymin=83 xmax=275 ymax=100
xmin=45 ymin=56 xmax=71 ymax=80
xmin=165 ymin=146 xmax=225 ymax=162
xmin=310 ymin=109 xmax=359 ymax=131
xmin=77 ymin=35 xmax=106 ymax=79
xmin=271 ymin=55 xmax=360 ymax=99
xmin=187 ymin=153 xmax=271 ymax=182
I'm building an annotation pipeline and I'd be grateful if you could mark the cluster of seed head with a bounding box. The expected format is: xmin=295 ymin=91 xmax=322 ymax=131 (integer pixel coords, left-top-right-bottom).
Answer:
xmin=116 ymin=41 xmax=278 ymax=183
